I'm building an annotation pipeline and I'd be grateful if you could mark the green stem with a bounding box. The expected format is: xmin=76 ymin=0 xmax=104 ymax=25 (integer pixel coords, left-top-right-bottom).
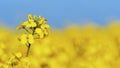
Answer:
xmin=26 ymin=27 xmax=36 ymax=57
xmin=24 ymin=28 xmax=31 ymax=33
xmin=26 ymin=43 xmax=31 ymax=57
xmin=32 ymin=27 xmax=36 ymax=35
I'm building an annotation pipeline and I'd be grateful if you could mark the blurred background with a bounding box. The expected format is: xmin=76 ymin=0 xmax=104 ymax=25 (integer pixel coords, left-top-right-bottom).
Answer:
xmin=0 ymin=0 xmax=120 ymax=29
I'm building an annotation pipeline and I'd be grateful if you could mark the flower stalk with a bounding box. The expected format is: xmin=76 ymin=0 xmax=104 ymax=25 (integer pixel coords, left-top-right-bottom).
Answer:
xmin=26 ymin=43 xmax=31 ymax=57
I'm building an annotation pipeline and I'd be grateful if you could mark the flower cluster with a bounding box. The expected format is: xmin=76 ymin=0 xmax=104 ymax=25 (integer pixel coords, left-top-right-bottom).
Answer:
xmin=16 ymin=14 xmax=50 ymax=56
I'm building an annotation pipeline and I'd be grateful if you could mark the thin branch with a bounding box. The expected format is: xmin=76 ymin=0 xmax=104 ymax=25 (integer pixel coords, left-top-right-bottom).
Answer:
xmin=26 ymin=43 xmax=31 ymax=57
xmin=24 ymin=28 xmax=31 ymax=33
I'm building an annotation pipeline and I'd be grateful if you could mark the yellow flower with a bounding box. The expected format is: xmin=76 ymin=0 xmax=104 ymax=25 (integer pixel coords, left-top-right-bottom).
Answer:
xmin=7 ymin=55 xmax=19 ymax=66
xmin=35 ymin=28 xmax=44 ymax=39
xmin=19 ymin=34 xmax=27 ymax=44
xmin=28 ymin=14 xmax=32 ymax=21
xmin=38 ymin=16 xmax=42 ymax=19
xmin=26 ymin=14 xmax=36 ymax=27
xmin=34 ymin=15 xmax=37 ymax=20
xmin=43 ymin=29 xmax=49 ymax=36
xmin=19 ymin=34 xmax=34 ymax=44
xmin=41 ymin=24 xmax=50 ymax=30
xmin=45 ymin=24 xmax=50 ymax=29
xmin=38 ymin=18 xmax=47 ymax=25
xmin=28 ymin=34 xmax=34 ymax=44
xmin=27 ymin=14 xmax=37 ymax=27
xmin=15 ymin=52 xmax=22 ymax=58
xmin=16 ymin=24 xmax=25 ymax=30
xmin=25 ymin=20 xmax=36 ymax=28
xmin=16 ymin=22 xmax=27 ymax=30
xmin=16 ymin=16 xmax=36 ymax=30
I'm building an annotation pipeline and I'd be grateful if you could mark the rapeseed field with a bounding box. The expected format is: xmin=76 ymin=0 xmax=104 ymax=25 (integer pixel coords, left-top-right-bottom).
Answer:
xmin=0 ymin=14 xmax=120 ymax=68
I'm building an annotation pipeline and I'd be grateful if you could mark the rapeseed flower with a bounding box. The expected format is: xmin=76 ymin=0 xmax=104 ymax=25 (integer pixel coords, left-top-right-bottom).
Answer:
xmin=35 ymin=28 xmax=44 ymax=39
xmin=16 ymin=14 xmax=50 ymax=57
xmin=25 ymin=21 xmax=36 ymax=28
xmin=18 ymin=34 xmax=34 ymax=45
xmin=16 ymin=14 xmax=37 ymax=30
xmin=38 ymin=17 xmax=47 ymax=26
xmin=41 ymin=23 xmax=50 ymax=30
xmin=43 ymin=29 xmax=49 ymax=36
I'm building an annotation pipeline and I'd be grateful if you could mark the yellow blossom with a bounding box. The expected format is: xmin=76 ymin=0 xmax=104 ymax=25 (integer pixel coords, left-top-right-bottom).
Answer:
xmin=41 ymin=24 xmax=50 ymax=30
xmin=28 ymin=34 xmax=34 ymax=44
xmin=38 ymin=18 xmax=47 ymax=25
xmin=24 ymin=20 xmax=36 ymax=28
xmin=43 ymin=29 xmax=49 ymax=36
xmin=19 ymin=34 xmax=34 ymax=44
xmin=34 ymin=16 xmax=37 ymax=20
xmin=35 ymin=28 xmax=44 ymax=39
xmin=27 ymin=14 xmax=37 ymax=27
xmin=16 ymin=20 xmax=36 ymax=30
xmin=15 ymin=52 xmax=22 ymax=58
xmin=16 ymin=22 xmax=27 ymax=30
xmin=28 ymin=14 xmax=32 ymax=21
xmin=16 ymin=24 xmax=25 ymax=30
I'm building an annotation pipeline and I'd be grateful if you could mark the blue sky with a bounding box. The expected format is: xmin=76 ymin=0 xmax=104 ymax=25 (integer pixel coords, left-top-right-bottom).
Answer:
xmin=0 ymin=0 xmax=120 ymax=29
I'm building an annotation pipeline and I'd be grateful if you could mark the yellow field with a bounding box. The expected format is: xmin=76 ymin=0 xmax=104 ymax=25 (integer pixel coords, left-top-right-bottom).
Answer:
xmin=0 ymin=23 xmax=120 ymax=68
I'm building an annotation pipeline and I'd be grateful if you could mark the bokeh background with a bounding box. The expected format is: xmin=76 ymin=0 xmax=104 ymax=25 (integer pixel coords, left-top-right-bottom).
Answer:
xmin=0 ymin=0 xmax=120 ymax=29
